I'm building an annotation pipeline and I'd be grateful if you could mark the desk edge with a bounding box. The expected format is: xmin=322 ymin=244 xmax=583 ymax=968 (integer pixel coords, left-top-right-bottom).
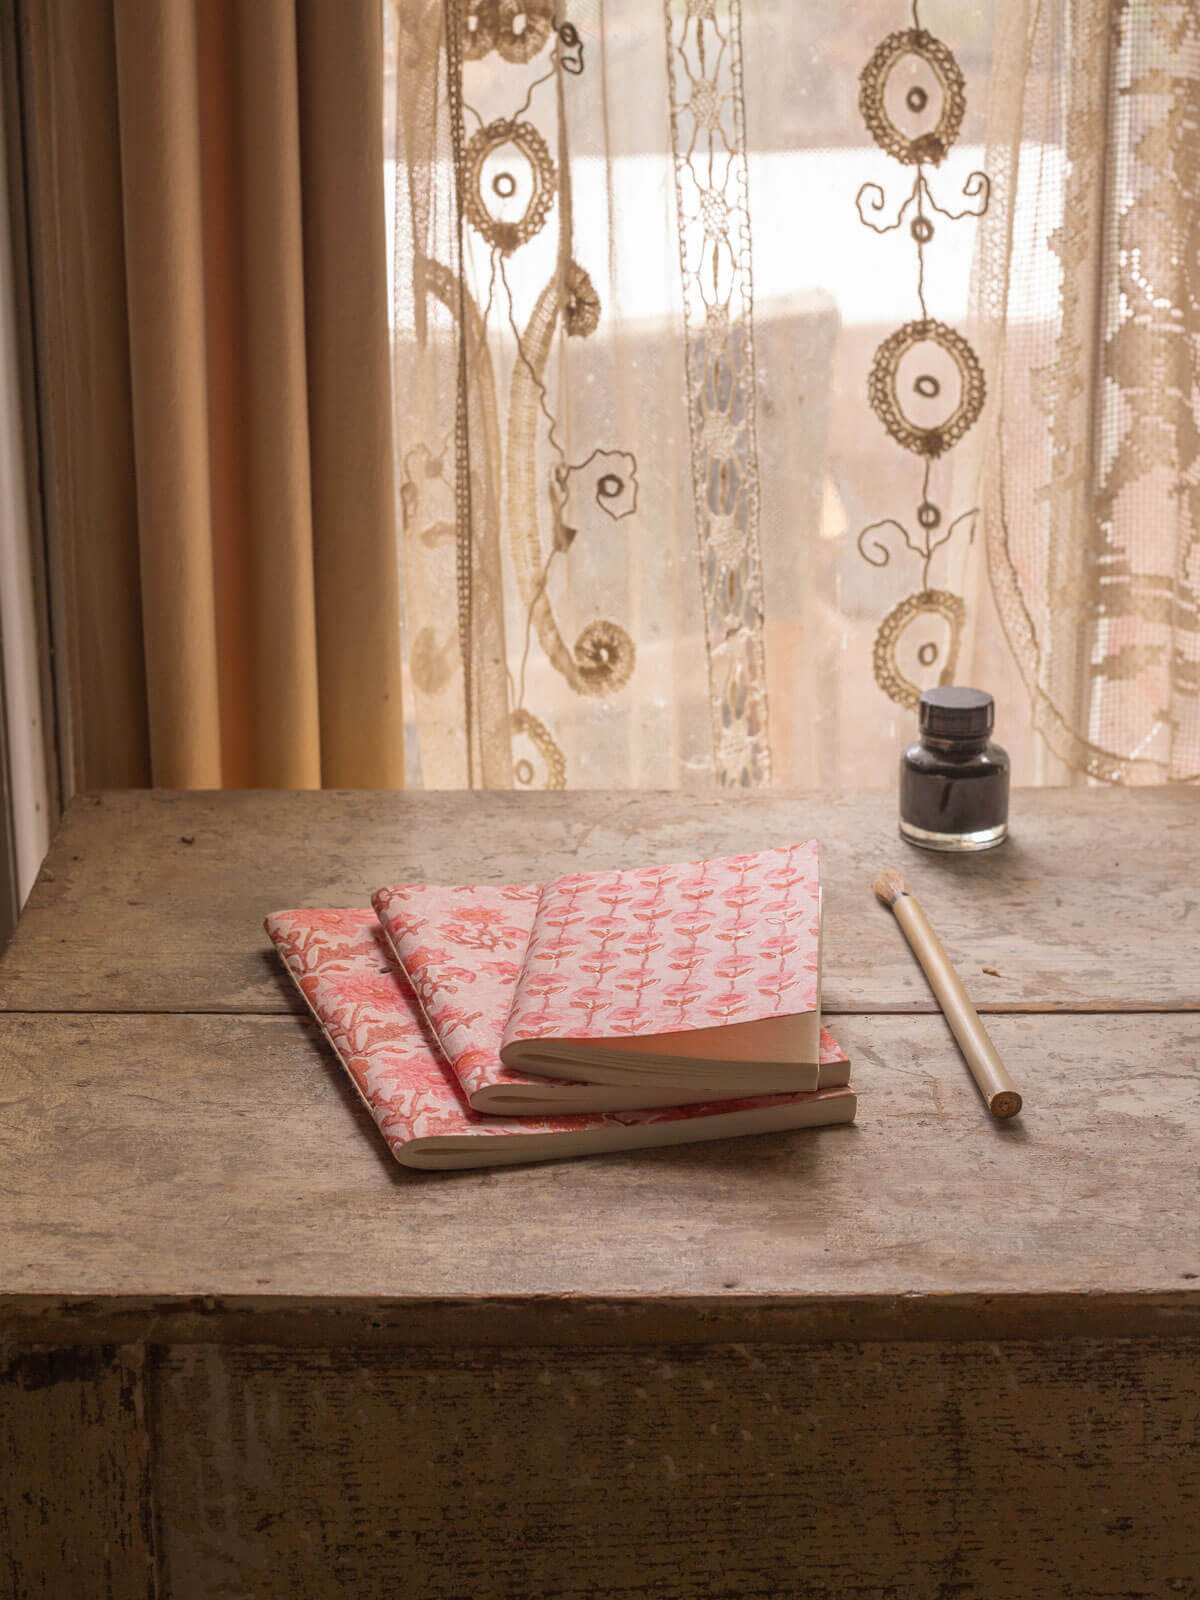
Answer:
xmin=2 ymin=1290 xmax=1197 ymax=1348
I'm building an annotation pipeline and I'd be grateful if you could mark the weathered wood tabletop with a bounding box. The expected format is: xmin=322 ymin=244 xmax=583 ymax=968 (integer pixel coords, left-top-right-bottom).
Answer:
xmin=2 ymin=787 xmax=1198 ymax=1600
xmin=3 ymin=785 xmax=1197 ymax=1014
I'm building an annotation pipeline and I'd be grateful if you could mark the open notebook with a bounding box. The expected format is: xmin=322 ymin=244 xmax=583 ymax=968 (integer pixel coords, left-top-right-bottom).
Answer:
xmin=373 ymin=842 xmax=834 ymax=1109
xmin=265 ymin=908 xmax=856 ymax=1170
xmin=372 ymin=875 xmax=849 ymax=1115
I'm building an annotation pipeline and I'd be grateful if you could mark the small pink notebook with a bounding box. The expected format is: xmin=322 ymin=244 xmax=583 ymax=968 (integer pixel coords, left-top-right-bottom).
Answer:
xmin=265 ymin=908 xmax=856 ymax=1170
xmin=372 ymin=873 xmax=849 ymax=1115
xmin=372 ymin=843 xmax=837 ymax=1106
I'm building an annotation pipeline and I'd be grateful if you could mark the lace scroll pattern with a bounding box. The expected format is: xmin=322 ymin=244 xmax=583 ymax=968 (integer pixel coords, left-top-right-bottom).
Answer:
xmin=664 ymin=0 xmax=771 ymax=787
xmin=395 ymin=1 xmax=641 ymax=789
xmin=853 ymin=3 xmax=990 ymax=711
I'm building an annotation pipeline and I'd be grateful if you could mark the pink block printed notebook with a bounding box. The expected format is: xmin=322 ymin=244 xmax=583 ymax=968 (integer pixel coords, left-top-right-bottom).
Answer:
xmin=265 ymin=907 xmax=856 ymax=1171
xmin=371 ymin=848 xmax=849 ymax=1114
xmin=371 ymin=851 xmax=851 ymax=1113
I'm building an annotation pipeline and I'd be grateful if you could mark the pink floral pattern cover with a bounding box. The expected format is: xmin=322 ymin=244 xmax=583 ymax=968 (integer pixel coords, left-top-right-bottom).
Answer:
xmin=371 ymin=879 xmax=848 ymax=1107
xmin=264 ymin=908 xmax=852 ymax=1165
xmin=504 ymin=843 xmax=821 ymax=1046
xmin=371 ymin=882 xmax=544 ymax=1104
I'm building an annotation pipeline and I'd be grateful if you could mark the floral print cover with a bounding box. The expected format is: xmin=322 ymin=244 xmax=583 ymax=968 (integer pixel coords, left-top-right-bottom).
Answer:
xmin=372 ymin=864 xmax=846 ymax=1108
xmin=503 ymin=843 xmax=822 ymax=1046
xmin=265 ymin=907 xmax=851 ymax=1160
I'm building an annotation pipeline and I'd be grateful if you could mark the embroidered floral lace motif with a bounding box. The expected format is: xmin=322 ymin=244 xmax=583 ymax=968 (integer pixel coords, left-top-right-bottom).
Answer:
xmin=853 ymin=3 xmax=991 ymax=711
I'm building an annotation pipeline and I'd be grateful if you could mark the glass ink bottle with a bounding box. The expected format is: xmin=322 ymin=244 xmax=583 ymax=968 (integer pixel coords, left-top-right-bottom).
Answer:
xmin=899 ymin=687 xmax=1009 ymax=852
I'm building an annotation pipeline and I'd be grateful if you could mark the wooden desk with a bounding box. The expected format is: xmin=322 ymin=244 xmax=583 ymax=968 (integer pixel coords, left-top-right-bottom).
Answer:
xmin=1 ymin=788 xmax=1198 ymax=1598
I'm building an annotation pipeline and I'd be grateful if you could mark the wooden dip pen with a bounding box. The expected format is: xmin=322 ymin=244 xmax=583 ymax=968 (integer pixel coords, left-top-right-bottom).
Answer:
xmin=874 ymin=869 xmax=1023 ymax=1120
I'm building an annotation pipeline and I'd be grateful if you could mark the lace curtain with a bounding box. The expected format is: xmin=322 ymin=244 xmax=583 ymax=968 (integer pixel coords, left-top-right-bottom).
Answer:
xmin=384 ymin=0 xmax=1200 ymax=790
xmin=980 ymin=0 xmax=1200 ymax=782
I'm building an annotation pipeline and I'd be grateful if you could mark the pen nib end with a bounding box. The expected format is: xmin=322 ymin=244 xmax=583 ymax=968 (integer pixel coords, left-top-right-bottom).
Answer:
xmin=873 ymin=869 xmax=909 ymax=908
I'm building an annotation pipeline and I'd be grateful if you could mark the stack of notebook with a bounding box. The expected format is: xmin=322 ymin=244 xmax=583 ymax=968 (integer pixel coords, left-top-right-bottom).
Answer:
xmin=265 ymin=842 xmax=856 ymax=1169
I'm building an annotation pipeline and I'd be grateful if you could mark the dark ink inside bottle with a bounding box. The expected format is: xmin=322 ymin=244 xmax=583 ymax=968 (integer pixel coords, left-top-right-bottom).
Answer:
xmin=899 ymin=687 xmax=1010 ymax=852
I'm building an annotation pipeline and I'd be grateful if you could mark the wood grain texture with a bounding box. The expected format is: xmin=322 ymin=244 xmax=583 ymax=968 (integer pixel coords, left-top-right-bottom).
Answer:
xmin=2 ymin=789 xmax=1199 ymax=1595
xmin=2 ymin=1010 xmax=1198 ymax=1343
xmin=150 ymin=1338 xmax=1200 ymax=1600
xmin=0 ymin=1343 xmax=155 ymax=1599
xmin=1 ymin=786 xmax=1197 ymax=1015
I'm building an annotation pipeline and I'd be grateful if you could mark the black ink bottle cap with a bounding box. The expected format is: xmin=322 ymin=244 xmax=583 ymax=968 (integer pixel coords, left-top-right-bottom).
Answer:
xmin=918 ymin=686 xmax=994 ymax=742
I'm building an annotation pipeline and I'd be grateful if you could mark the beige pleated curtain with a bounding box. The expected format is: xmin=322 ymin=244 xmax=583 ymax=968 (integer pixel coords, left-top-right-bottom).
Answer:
xmin=26 ymin=0 xmax=403 ymax=788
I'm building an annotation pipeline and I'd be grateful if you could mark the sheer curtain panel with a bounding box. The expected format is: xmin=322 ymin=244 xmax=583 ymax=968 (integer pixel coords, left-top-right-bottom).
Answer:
xmin=386 ymin=0 xmax=1200 ymax=790
xmin=387 ymin=0 xmax=1006 ymax=790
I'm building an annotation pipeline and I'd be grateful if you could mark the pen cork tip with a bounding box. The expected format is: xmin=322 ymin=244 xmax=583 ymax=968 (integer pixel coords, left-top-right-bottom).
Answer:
xmin=989 ymin=1089 xmax=1023 ymax=1119
xmin=873 ymin=869 xmax=909 ymax=908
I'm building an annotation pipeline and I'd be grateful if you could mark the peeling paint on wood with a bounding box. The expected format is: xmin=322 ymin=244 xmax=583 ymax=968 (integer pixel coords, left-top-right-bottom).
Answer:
xmin=148 ymin=1339 xmax=1200 ymax=1600
xmin=0 ymin=1344 xmax=155 ymax=1599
